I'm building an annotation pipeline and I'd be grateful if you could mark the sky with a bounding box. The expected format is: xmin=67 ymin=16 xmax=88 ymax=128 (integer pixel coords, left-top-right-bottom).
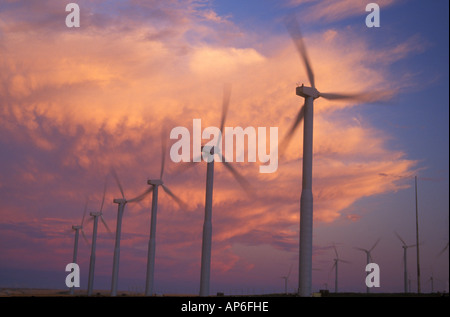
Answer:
xmin=0 ymin=0 xmax=448 ymax=295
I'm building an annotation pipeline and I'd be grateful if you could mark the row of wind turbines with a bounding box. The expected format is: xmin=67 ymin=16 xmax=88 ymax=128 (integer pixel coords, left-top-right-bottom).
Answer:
xmin=68 ymin=14 xmax=445 ymax=296
xmin=69 ymin=83 xmax=255 ymax=296
xmin=280 ymin=236 xmax=448 ymax=295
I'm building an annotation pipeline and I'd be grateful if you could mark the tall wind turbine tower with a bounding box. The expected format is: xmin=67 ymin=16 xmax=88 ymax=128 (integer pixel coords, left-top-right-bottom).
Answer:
xmin=283 ymin=15 xmax=385 ymax=296
xmin=70 ymin=199 xmax=89 ymax=295
xmin=110 ymin=169 xmax=152 ymax=296
xmin=354 ymin=238 xmax=380 ymax=293
xmin=177 ymin=84 xmax=252 ymax=296
xmin=414 ymin=176 xmax=421 ymax=293
xmin=395 ymin=232 xmax=416 ymax=293
xmin=145 ymin=131 xmax=186 ymax=296
xmin=87 ymin=181 xmax=112 ymax=296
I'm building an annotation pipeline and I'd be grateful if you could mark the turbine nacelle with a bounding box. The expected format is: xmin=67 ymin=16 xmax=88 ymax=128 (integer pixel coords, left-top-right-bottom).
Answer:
xmin=296 ymin=85 xmax=320 ymax=99
xmin=72 ymin=225 xmax=82 ymax=230
xmin=113 ymin=198 xmax=127 ymax=204
xmin=148 ymin=179 xmax=163 ymax=186
xmin=90 ymin=212 xmax=102 ymax=217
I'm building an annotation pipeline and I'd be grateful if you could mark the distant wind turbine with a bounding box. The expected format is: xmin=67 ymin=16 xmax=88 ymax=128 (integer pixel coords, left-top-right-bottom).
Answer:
xmin=283 ymin=14 xmax=389 ymax=297
xmin=110 ymin=169 xmax=153 ymax=296
xmin=87 ymin=181 xmax=112 ymax=296
xmin=331 ymin=245 xmax=349 ymax=293
xmin=354 ymin=238 xmax=380 ymax=293
xmin=395 ymin=232 xmax=416 ymax=293
xmin=280 ymin=265 xmax=293 ymax=294
xmin=69 ymin=198 xmax=89 ymax=295
xmin=145 ymin=130 xmax=186 ymax=296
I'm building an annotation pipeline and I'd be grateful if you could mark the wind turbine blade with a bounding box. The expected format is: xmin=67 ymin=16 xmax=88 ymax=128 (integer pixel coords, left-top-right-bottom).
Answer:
xmin=319 ymin=90 xmax=394 ymax=103
xmin=280 ymin=102 xmax=305 ymax=153
xmin=81 ymin=229 xmax=89 ymax=246
xmin=128 ymin=186 xmax=153 ymax=203
xmin=219 ymin=83 xmax=232 ymax=137
xmin=99 ymin=179 xmax=107 ymax=213
xmin=370 ymin=238 xmax=381 ymax=252
xmin=110 ymin=168 xmax=125 ymax=199
xmin=219 ymin=153 xmax=254 ymax=196
xmin=340 ymin=259 xmax=351 ymax=264
xmin=100 ymin=215 xmax=113 ymax=235
xmin=287 ymin=264 xmax=293 ymax=278
xmin=81 ymin=197 xmax=88 ymax=226
xmin=160 ymin=128 xmax=167 ymax=180
xmin=284 ymin=14 xmax=315 ymax=88
xmin=333 ymin=245 xmax=338 ymax=258
xmin=354 ymin=247 xmax=368 ymax=253
xmin=395 ymin=231 xmax=407 ymax=246
xmin=161 ymin=184 xmax=187 ymax=210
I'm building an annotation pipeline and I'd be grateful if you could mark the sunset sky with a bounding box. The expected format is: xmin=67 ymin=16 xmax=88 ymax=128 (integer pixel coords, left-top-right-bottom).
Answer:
xmin=0 ymin=0 xmax=448 ymax=295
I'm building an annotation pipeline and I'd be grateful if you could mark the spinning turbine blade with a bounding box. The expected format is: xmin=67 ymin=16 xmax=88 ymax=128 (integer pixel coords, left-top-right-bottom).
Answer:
xmin=284 ymin=15 xmax=315 ymax=88
xmin=219 ymin=153 xmax=253 ymax=196
xmin=81 ymin=198 xmax=89 ymax=227
xmin=100 ymin=180 xmax=107 ymax=213
xmin=161 ymin=184 xmax=187 ymax=209
xmin=320 ymin=90 xmax=394 ymax=103
xmin=128 ymin=187 xmax=153 ymax=203
xmin=100 ymin=215 xmax=113 ymax=235
xmin=333 ymin=245 xmax=339 ymax=258
xmin=111 ymin=168 xmax=125 ymax=199
xmin=81 ymin=229 xmax=89 ymax=245
xmin=160 ymin=128 xmax=167 ymax=180
xmin=395 ymin=232 xmax=407 ymax=246
xmin=280 ymin=102 xmax=305 ymax=152
xmin=370 ymin=238 xmax=381 ymax=252
xmin=219 ymin=83 xmax=232 ymax=136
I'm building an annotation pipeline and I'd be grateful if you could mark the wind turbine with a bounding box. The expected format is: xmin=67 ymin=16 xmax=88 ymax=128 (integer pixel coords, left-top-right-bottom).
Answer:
xmin=283 ymin=15 xmax=388 ymax=297
xmin=110 ymin=169 xmax=153 ymax=296
xmin=330 ymin=245 xmax=349 ymax=293
xmin=87 ymin=181 xmax=112 ymax=296
xmin=69 ymin=199 xmax=89 ymax=295
xmin=280 ymin=265 xmax=293 ymax=294
xmin=395 ymin=232 xmax=416 ymax=293
xmin=182 ymin=84 xmax=252 ymax=296
xmin=145 ymin=130 xmax=186 ymax=296
xmin=354 ymin=238 xmax=380 ymax=293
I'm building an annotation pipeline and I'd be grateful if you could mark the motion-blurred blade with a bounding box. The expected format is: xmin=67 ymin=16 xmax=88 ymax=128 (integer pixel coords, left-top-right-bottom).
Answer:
xmin=219 ymin=153 xmax=254 ymax=196
xmin=395 ymin=231 xmax=407 ymax=246
xmin=370 ymin=238 xmax=381 ymax=252
xmin=81 ymin=198 xmax=88 ymax=226
xmin=219 ymin=83 xmax=232 ymax=136
xmin=111 ymin=168 xmax=125 ymax=199
xmin=100 ymin=215 xmax=113 ymax=235
xmin=287 ymin=264 xmax=293 ymax=278
xmin=354 ymin=247 xmax=368 ymax=253
xmin=280 ymin=102 xmax=305 ymax=153
xmin=161 ymin=184 xmax=187 ymax=210
xmin=128 ymin=187 xmax=153 ymax=203
xmin=100 ymin=180 xmax=107 ymax=213
xmin=160 ymin=128 xmax=167 ymax=180
xmin=81 ymin=229 xmax=89 ymax=246
xmin=333 ymin=244 xmax=339 ymax=258
xmin=284 ymin=14 xmax=315 ymax=88
xmin=320 ymin=90 xmax=394 ymax=103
